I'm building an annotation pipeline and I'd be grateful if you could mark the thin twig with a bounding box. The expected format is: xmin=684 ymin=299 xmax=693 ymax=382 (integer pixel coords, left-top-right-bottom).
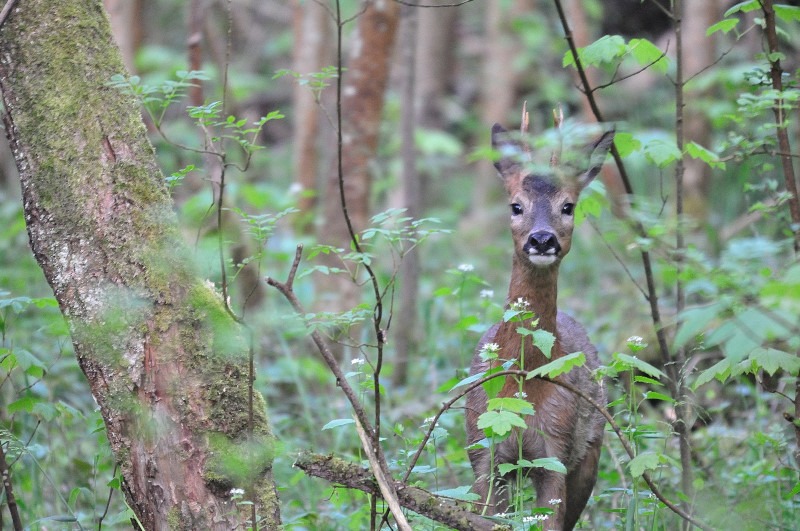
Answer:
xmin=265 ymin=245 xmax=377 ymax=463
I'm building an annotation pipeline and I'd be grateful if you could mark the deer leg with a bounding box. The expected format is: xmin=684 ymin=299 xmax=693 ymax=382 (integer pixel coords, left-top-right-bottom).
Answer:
xmin=562 ymin=439 xmax=602 ymax=531
xmin=533 ymin=468 xmax=567 ymax=530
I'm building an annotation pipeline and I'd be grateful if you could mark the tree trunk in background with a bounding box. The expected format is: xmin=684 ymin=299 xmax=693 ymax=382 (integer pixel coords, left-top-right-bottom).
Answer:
xmin=0 ymin=2 xmax=280 ymax=529
xmin=471 ymin=0 xmax=533 ymax=223
xmin=103 ymin=0 xmax=144 ymax=73
xmin=393 ymin=6 xmax=421 ymax=386
xmin=188 ymin=0 xmax=205 ymax=107
xmin=415 ymin=3 xmax=457 ymax=129
xmin=292 ymin=0 xmax=331 ymax=233
xmin=318 ymin=1 xmax=400 ymax=315
xmin=683 ymin=0 xmax=718 ymax=221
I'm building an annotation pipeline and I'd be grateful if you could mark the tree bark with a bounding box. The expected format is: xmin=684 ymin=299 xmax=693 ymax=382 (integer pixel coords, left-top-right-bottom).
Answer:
xmin=393 ymin=5 xmax=421 ymax=386
xmin=0 ymin=2 xmax=280 ymax=529
xmin=682 ymin=0 xmax=718 ymax=222
xmin=291 ymin=0 xmax=331 ymax=232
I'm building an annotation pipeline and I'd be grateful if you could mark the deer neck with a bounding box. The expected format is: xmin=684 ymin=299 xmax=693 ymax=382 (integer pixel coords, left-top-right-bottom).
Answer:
xmin=497 ymin=256 xmax=561 ymax=372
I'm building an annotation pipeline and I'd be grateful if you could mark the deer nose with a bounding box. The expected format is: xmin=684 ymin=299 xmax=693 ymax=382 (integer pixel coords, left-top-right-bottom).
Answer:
xmin=526 ymin=231 xmax=561 ymax=255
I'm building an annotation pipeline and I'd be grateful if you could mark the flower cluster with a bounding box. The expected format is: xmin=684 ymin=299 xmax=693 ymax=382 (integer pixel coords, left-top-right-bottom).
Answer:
xmin=510 ymin=297 xmax=530 ymax=311
xmin=458 ymin=263 xmax=474 ymax=272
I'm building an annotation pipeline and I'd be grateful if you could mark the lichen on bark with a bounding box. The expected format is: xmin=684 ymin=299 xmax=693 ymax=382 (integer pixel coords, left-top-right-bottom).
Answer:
xmin=0 ymin=1 xmax=280 ymax=528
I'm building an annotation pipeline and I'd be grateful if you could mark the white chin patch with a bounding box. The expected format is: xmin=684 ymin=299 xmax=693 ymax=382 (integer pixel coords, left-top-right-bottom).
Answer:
xmin=527 ymin=254 xmax=558 ymax=266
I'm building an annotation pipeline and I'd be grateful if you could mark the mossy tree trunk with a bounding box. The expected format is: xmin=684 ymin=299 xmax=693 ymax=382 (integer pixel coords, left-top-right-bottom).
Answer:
xmin=0 ymin=2 xmax=280 ymax=529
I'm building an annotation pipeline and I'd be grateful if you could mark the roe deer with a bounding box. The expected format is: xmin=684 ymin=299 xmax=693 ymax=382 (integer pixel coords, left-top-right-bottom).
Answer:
xmin=465 ymin=113 xmax=613 ymax=530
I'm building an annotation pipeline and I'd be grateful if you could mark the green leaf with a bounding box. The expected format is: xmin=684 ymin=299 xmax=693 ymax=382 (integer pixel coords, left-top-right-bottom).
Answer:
xmin=525 ymin=457 xmax=567 ymax=474
xmin=693 ymin=358 xmax=732 ymax=389
xmin=628 ymin=452 xmax=659 ymax=477
xmin=706 ymin=18 xmax=739 ymax=36
xmin=476 ymin=410 xmax=527 ymax=437
xmin=748 ymin=347 xmax=800 ymax=376
xmin=774 ymin=4 xmax=800 ymax=22
xmin=686 ymin=141 xmax=725 ymax=169
xmin=724 ymin=0 xmax=761 ymax=16
xmin=643 ymin=391 xmax=675 ymax=403
xmin=481 ymin=367 xmax=507 ymax=399
xmin=628 ymin=38 xmax=668 ymax=72
xmin=528 ymin=352 xmax=586 ymax=379
xmin=613 ymin=132 xmax=642 ymax=158
xmin=643 ymin=139 xmax=681 ymax=167
xmin=321 ymin=419 xmax=355 ymax=431
xmin=564 ymin=34 xmax=626 ymax=68
xmin=451 ymin=371 xmax=485 ymax=390
xmin=497 ymin=462 xmax=520 ymax=475
xmin=613 ymin=352 xmax=666 ymax=379
xmin=487 ymin=397 xmax=535 ymax=415
xmin=532 ymin=329 xmax=556 ymax=358
xmin=8 ymin=396 xmax=37 ymax=414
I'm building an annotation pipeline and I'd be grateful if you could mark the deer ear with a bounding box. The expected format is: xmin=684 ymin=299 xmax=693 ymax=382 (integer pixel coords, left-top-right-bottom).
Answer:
xmin=491 ymin=123 xmax=523 ymax=176
xmin=577 ymin=128 xmax=615 ymax=189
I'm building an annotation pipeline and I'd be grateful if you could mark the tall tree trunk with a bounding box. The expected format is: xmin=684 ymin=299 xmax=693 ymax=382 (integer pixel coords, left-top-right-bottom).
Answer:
xmin=318 ymin=1 xmax=400 ymax=315
xmin=393 ymin=5 xmax=421 ymax=386
xmin=682 ymin=0 xmax=718 ymax=221
xmin=415 ymin=3 xmax=457 ymax=129
xmin=0 ymin=2 xmax=280 ymax=529
xmin=291 ymin=0 xmax=331 ymax=232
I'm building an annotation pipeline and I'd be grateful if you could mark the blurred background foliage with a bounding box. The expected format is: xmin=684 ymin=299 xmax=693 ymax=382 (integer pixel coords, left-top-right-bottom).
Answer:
xmin=2 ymin=0 xmax=800 ymax=528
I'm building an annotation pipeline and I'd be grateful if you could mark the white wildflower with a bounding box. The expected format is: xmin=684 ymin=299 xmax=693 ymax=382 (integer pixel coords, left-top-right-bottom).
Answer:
xmin=480 ymin=342 xmax=500 ymax=355
xmin=458 ymin=263 xmax=474 ymax=272
xmin=627 ymin=336 xmax=644 ymax=347
xmin=510 ymin=297 xmax=530 ymax=311
xmin=351 ymin=358 xmax=365 ymax=366
xmin=480 ymin=289 xmax=494 ymax=299
xmin=288 ymin=182 xmax=303 ymax=195
xmin=514 ymin=391 xmax=528 ymax=399
xmin=548 ymin=498 xmax=562 ymax=504
xmin=230 ymin=488 xmax=245 ymax=496
xmin=423 ymin=416 xmax=436 ymax=425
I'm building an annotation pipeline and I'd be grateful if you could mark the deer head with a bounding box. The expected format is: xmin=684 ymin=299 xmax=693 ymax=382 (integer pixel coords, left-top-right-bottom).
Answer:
xmin=491 ymin=122 xmax=614 ymax=269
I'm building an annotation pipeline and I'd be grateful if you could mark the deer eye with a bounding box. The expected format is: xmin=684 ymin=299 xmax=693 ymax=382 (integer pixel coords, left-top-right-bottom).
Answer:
xmin=510 ymin=203 xmax=523 ymax=216
xmin=561 ymin=203 xmax=575 ymax=216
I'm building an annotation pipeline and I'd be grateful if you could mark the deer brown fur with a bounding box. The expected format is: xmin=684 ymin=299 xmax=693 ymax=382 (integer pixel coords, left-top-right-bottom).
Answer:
xmin=465 ymin=120 xmax=613 ymax=530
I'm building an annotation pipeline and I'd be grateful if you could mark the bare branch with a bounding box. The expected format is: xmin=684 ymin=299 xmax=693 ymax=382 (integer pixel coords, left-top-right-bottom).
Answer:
xmin=354 ymin=416 xmax=411 ymax=531
xmin=294 ymin=452 xmax=504 ymax=531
